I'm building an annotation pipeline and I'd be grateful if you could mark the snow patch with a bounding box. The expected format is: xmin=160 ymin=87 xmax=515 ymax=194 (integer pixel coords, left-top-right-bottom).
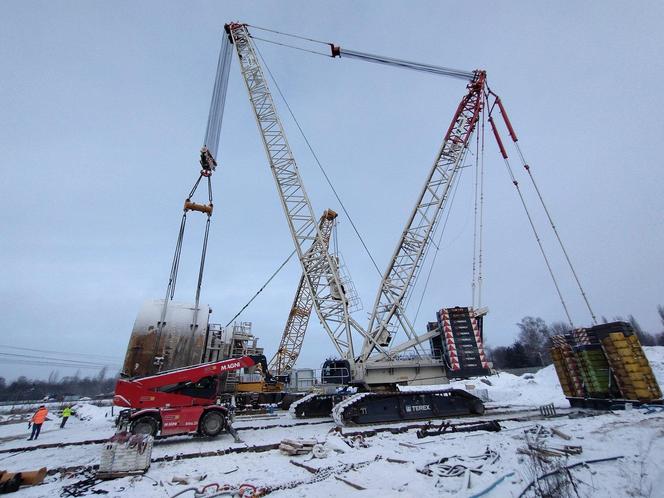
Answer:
xmin=73 ymin=402 xmax=113 ymax=424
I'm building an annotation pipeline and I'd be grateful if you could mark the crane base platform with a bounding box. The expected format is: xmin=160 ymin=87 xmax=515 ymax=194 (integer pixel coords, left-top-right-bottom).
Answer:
xmin=291 ymin=389 xmax=484 ymax=425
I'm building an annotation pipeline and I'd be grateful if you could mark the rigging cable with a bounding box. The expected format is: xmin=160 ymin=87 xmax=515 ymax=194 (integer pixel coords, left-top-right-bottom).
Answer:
xmin=249 ymin=35 xmax=330 ymax=57
xmin=478 ymin=105 xmax=486 ymax=308
xmin=490 ymin=95 xmax=597 ymax=325
xmin=253 ymin=42 xmax=383 ymax=277
xmin=471 ymin=104 xmax=481 ymax=307
xmin=338 ymin=49 xmax=475 ymax=80
xmin=204 ymin=34 xmax=233 ymax=158
xmin=224 ymin=250 xmax=298 ymax=327
xmin=247 ymin=24 xmax=475 ymax=81
xmin=247 ymin=24 xmax=332 ymax=46
xmin=487 ymin=103 xmax=574 ymax=328
xmin=154 ymin=33 xmax=232 ymax=365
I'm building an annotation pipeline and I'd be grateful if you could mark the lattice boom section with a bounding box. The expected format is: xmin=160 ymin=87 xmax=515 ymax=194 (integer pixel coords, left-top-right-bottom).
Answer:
xmin=366 ymin=73 xmax=486 ymax=355
xmin=228 ymin=24 xmax=356 ymax=360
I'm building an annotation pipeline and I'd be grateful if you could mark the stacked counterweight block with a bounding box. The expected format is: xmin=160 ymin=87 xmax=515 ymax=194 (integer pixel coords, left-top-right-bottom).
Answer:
xmin=550 ymin=321 xmax=661 ymax=403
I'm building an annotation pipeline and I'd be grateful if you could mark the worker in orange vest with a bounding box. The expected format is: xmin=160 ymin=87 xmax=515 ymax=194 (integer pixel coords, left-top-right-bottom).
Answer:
xmin=28 ymin=405 xmax=48 ymax=440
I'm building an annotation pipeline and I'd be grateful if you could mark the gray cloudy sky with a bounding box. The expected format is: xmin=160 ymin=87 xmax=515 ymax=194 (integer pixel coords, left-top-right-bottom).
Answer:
xmin=1 ymin=1 xmax=663 ymax=381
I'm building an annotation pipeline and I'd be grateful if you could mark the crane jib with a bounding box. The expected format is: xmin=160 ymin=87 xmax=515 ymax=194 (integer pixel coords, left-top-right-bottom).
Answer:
xmin=364 ymin=72 xmax=486 ymax=358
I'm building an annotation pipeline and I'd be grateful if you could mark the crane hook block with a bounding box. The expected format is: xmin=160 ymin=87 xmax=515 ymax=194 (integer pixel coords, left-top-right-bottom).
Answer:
xmin=184 ymin=200 xmax=213 ymax=216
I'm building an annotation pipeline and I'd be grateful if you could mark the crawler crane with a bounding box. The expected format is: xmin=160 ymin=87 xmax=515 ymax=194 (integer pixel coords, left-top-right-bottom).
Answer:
xmin=225 ymin=23 xmax=487 ymax=424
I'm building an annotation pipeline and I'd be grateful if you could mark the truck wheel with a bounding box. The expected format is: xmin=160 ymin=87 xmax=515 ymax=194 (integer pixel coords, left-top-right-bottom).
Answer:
xmin=130 ymin=416 xmax=158 ymax=436
xmin=200 ymin=411 xmax=225 ymax=437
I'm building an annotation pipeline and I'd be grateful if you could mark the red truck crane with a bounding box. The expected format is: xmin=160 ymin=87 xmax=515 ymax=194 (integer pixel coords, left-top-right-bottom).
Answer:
xmin=114 ymin=355 xmax=273 ymax=439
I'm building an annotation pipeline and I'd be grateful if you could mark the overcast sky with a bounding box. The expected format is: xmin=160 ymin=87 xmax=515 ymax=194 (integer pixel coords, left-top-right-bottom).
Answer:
xmin=1 ymin=1 xmax=663 ymax=382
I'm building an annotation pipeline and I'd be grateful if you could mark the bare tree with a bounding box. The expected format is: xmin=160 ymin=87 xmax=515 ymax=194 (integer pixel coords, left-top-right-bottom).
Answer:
xmin=517 ymin=317 xmax=551 ymax=365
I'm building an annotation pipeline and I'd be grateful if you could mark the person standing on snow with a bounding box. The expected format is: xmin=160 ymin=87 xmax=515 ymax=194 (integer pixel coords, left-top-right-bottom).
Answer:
xmin=28 ymin=405 xmax=48 ymax=440
xmin=60 ymin=406 xmax=72 ymax=428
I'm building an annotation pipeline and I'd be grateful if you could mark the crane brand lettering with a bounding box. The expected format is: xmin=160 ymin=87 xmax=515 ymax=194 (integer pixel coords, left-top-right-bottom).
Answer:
xmin=221 ymin=361 xmax=241 ymax=371
xmin=405 ymin=404 xmax=431 ymax=412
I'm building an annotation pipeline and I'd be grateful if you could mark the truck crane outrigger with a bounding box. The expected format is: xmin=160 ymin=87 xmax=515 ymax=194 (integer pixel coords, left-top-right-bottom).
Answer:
xmin=225 ymin=22 xmax=486 ymax=424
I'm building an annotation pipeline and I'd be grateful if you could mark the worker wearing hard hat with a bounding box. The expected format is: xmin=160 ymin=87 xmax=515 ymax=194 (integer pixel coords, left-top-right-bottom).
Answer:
xmin=60 ymin=406 xmax=72 ymax=428
xmin=27 ymin=405 xmax=48 ymax=440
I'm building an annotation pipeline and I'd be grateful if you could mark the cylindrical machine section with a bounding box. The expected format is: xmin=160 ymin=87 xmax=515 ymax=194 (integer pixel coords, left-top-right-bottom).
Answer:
xmin=122 ymin=299 xmax=210 ymax=377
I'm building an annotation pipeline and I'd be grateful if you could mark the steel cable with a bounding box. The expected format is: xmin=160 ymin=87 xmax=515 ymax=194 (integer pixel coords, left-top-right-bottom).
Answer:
xmin=224 ymin=250 xmax=297 ymax=327
xmin=513 ymin=142 xmax=597 ymax=325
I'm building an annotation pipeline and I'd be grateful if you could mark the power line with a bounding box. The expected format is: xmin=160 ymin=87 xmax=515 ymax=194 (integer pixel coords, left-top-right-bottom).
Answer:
xmin=0 ymin=358 xmax=120 ymax=370
xmin=0 ymin=344 xmax=121 ymax=361
xmin=0 ymin=352 xmax=120 ymax=368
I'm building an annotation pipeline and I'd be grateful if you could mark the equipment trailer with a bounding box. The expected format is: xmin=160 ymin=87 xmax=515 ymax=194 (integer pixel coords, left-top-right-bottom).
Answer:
xmin=114 ymin=355 xmax=274 ymax=438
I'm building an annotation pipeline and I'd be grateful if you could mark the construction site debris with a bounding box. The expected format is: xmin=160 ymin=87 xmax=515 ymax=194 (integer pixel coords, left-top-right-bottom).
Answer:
xmin=333 ymin=475 xmax=365 ymax=490
xmin=417 ymin=447 xmax=500 ymax=491
xmin=468 ymin=471 xmax=516 ymax=498
xmin=60 ymin=470 xmax=107 ymax=497
xmin=280 ymin=457 xmax=379 ymax=493
xmin=0 ymin=467 xmax=46 ymax=494
xmin=538 ymin=403 xmax=557 ymax=417
xmin=97 ymin=433 xmax=153 ymax=479
xmin=416 ymin=419 xmax=501 ymax=438
xmin=278 ymin=438 xmax=317 ymax=456
xmin=517 ymin=456 xmax=624 ymax=498
xmin=169 ymin=482 xmax=260 ymax=498
xmin=550 ymin=427 xmax=572 ymax=440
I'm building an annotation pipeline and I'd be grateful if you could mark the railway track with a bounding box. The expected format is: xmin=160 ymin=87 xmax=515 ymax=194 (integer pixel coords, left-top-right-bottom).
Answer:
xmin=0 ymin=418 xmax=334 ymax=455
xmin=16 ymin=406 xmax=595 ymax=477
xmin=0 ymin=406 xmax=585 ymax=456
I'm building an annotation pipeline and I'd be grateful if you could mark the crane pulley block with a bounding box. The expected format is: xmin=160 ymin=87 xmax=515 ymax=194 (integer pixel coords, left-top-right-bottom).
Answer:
xmin=199 ymin=146 xmax=217 ymax=174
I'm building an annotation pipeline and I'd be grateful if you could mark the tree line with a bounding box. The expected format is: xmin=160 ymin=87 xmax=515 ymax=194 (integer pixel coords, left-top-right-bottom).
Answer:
xmin=487 ymin=305 xmax=664 ymax=369
xmin=0 ymin=368 xmax=118 ymax=403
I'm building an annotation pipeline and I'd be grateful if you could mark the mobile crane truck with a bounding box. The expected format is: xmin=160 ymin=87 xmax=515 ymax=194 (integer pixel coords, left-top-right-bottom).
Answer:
xmin=114 ymin=354 xmax=274 ymax=440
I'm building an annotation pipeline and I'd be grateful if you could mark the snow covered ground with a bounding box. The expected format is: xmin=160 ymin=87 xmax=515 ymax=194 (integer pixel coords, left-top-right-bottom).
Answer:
xmin=1 ymin=347 xmax=663 ymax=497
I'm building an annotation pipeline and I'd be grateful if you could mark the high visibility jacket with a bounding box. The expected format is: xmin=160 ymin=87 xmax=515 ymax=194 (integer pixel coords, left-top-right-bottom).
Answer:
xmin=32 ymin=407 xmax=48 ymax=424
xmin=62 ymin=407 xmax=72 ymax=417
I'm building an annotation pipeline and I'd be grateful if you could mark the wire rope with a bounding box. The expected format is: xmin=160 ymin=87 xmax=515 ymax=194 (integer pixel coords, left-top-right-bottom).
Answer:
xmin=471 ymin=108 xmax=481 ymax=307
xmin=247 ymin=24 xmax=332 ymax=46
xmin=494 ymin=131 xmax=574 ymax=328
xmin=224 ymin=250 xmax=298 ymax=327
xmin=477 ymin=108 xmax=486 ymax=307
xmin=513 ymin=143 xmax=597 ymax=325
xmin=250 ymin=36 xmax=330 ymax=57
